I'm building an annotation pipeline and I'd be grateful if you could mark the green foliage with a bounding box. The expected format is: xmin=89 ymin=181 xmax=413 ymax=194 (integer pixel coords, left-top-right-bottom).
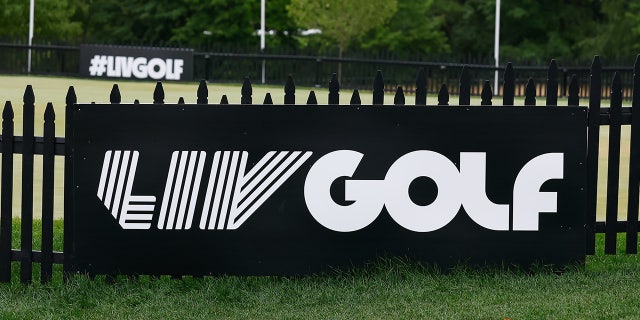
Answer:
xmin=0 ymin=0 xmax=81 ymax=41
xmin=170 ymin=0 xmax=259 ymax=48
xmin=358 ymin=0 xmax=450 ymax=55
xmin=262 ymin=0 xmax=302 ymax=49
xmin=3 ymin=0 xmax=640 ymax=62
xmin=433 ymin=0 xmax=496 ymax=59
xmin=0 ymin=0 xmax=23 ymax=38
xmin=583 ymin=0 xmax=640 ymax=59
xmin=499 ymin=0 xmax=601 ymax=63
xmin=287 ymin=0 xmax=398 ymax=56
xmin=72 ymin=0 xmax=300 ymax=50
xmin=81 ymin=0 xmax=190 ymax=45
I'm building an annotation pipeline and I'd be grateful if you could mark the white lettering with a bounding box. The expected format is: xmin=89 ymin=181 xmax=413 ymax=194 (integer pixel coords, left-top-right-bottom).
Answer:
xmin=170 ymin=59 xmax=184 ymax=80
xmin=147 ymin=58 xmax=166 ymax=80
xmin=97 ymin=149 xmax=564 ymax=232
xmin=90 ymin=55 xmax=184 ymax=80
xmin=200 ymin=151 xmax=313 ymax=230
xmin=513 ymin=153 xmax=564 ymax=231
xmin=106 ymin=56 xmax=117 ymax=77
xmin=459 ymin=152 xmax=509 ymax=230
xmin=384 ymin=151 xmax=461 ymax=232
xmin=304 ymin=150 xmax=384 ymax=232
xmin=132 ymin=57 xmax=147 ymax=79
xmin=96 ymin=151 xmax=156 ymax=230
xmin=115 ymin=56 xmax=134 ymax=78
xmin=304 ymin=151 xmax=564 ymax=233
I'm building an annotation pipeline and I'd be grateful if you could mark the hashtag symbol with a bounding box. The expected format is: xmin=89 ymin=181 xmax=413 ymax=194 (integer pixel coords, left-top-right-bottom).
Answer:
xmin=88 ymin=55 xmax=108 ymax=76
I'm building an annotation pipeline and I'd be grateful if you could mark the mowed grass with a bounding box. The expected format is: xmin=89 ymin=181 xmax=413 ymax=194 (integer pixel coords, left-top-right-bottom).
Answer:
xmin=1 ymin=76 xmax=639 ymax=318
xmin=1 ymin=219 xmax=640 ymax=319
xmin=0 ymin=74 xmax=633 ymax=221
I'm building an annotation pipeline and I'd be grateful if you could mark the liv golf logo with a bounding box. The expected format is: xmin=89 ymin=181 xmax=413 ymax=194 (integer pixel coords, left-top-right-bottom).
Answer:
xmin=79 ymin=45 xmax=194 ymax=81
xmin=88 ymin=55 xmax=185 ymax=80
xmin=97 ymin=149 xmax=564 ymax=233
xmin=97 ymin=150 xmax=311 ymax=230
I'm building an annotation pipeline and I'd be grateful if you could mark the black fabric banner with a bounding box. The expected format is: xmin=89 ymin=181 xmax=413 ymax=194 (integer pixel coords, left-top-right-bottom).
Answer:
xmin=79 ymin=45 xmax=194 ymax=81
xmin=67 ymin=105 xmax=587 ymax=275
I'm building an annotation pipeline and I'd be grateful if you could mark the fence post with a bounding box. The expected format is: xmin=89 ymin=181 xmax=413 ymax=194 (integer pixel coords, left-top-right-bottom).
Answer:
xmin=350 ymin=90 xmax=361 ymax=105
xmin=394 ymin=86 xmax=405 ymax=106
xmin=153 ymin=82 xmax=164 ymax=104
xmin=197 ymin=80 xmax=208 ymax=104
xmin=373 ymin=71 xmax=384 ymax=105
xmin=285 ymin=75 xmax=295 ymax=105
xmin=41 ymin=102 xmax=55 ymax=283
xmin=605 ymin=73 xmax=623 ymax=254
xmin=315 ymin=58 xmax=322 ymax=87
xmin=21 ymin=85 xmax=35 ymax=284
xmin=415 ymin=67 xmax=427 ymax=106
xmin=205 ymin=55 xmax=211 ymax=81
xmin=438 ymin=84 xmax=449 ymax=106
xmin=524 ymin=78 xmax=536 ymax=106
xmin=568 ymin=75 xmax=579 ymax=106
xmin=459 ymin=66 xmax=470 ymax=105
xmin=63 ymin=86 xmax=77 ymax=280
xmin=241 ymin=78 xmax=252 ymax=104
xmin=586 ymin=56 xmax=602 ymax=255
xmin=481 ymin=81 xmax=492 ymax=106
xmin=306 ymin=91 xmax=318 ymax=105
xmin=503 ymin=63 xmax=515 ymax=105
xmin=328 ymin=73 xmax=339 ymax=105
xmin=627 ymin=55 xmax=640 ymax=254
xmin=546 ymin=60 xmax=558 ymax=106
xmin=263 ymin=93 xmax=273 ymax=104
xmin=110 ymin=84 xmax=121 ymax=104
xmin=0 ymin=102 xmax=14 ymax=283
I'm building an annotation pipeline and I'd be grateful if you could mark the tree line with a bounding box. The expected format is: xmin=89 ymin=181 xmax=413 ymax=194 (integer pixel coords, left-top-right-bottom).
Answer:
xmin=1 ymin=0 xmax=639 ymax=64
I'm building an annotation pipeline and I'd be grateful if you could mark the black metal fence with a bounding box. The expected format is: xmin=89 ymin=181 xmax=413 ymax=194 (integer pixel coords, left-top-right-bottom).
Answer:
xmin=1 ymin=56 xmax=640 ymax=283
xmin=0 ymin=42 xmax=637 ymax=100
xmin=0 ymin=43 xmax=79 ymax=75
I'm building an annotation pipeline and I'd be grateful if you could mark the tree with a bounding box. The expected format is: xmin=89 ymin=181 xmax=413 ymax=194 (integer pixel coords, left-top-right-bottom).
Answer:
xmin=431 ymin=0 xmax=495 ymax=61
xmin=169 ymin=0 xmax=259 ymax=49
xmin=583 ymin=0 xmax=640 ymax=61
xmin=419 ymin=0 xmax=606 ymax=64
xmin=263 ymin=0 xmax=301 ymax=49
xmin=0 ymin=0 xmax=81 ymax=41
xmin=81 ymin=0 xmax=288 ymax=50
xmin=498 ymin=0 xmax=601 ymax=63
xmin=358 ymin=0 xmax=450 ymax=56
xmin=81 ymin=0 xmax=189 ymax=45
xmin=287 ymin=0 xmax=397 ymax=78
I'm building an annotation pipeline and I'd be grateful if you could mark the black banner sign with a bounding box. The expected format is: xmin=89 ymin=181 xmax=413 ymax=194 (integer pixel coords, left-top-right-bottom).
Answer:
xmin=79 ymin=45 xmax=194 ymax=81
xmin=66 ymin=105 xmax=587 ymax=275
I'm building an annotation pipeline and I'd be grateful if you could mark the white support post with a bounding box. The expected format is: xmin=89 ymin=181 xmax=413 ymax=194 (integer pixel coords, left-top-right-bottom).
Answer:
xmin=28 ymin=0 xmax=35 ymax=74
xmin=494 ymin=0 xmax=501 ymax=95
xmin=260 ymin=0 xmax=266 ymax=84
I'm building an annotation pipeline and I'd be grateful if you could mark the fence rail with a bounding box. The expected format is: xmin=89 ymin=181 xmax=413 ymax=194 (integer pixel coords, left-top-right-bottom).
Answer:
xmin=0 ymin=55 xmax=639 ymax=283
xmin=0 ymin=42 xmax=637 ymax=100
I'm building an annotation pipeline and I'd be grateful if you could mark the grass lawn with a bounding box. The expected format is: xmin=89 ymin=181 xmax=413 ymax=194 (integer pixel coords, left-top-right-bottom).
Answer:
xmin=1 ymin=219 xmax=639 ymax=319
xmin=1 ymin=75 xmax=639 ymax=318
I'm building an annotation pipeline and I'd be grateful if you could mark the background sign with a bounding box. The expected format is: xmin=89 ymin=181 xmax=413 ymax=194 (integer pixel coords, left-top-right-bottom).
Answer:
xmin=79 ymin=45 xmax=194 ymax=81
xmin=67 ymin=105 xmax=587 ymax=275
